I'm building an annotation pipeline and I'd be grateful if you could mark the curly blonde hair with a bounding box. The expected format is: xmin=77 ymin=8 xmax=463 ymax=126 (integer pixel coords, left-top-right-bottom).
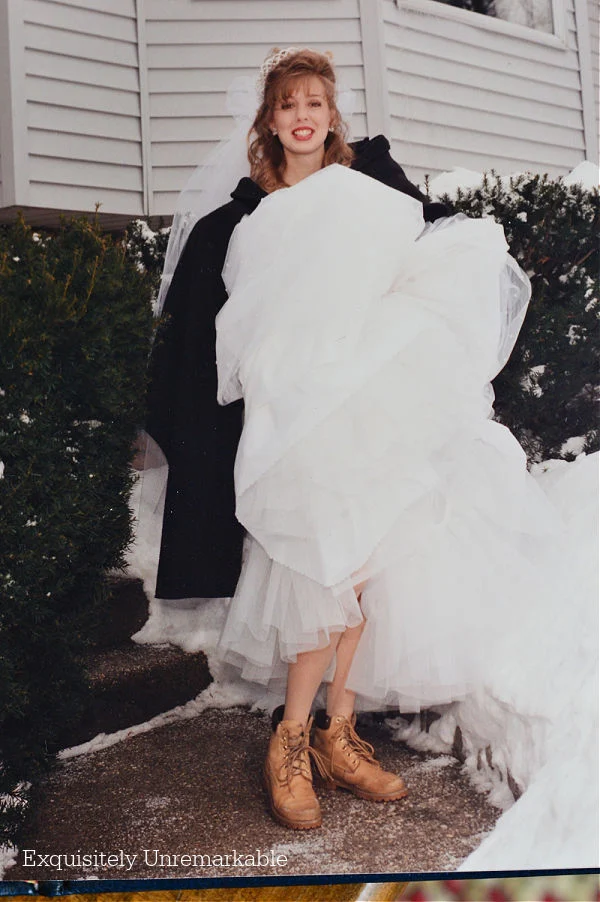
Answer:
xmin=248 ymin=48 xmax=354 ymax=193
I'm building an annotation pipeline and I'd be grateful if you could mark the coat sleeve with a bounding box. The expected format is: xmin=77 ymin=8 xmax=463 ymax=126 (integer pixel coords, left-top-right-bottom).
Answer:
xmin=145 ymin=211 xmax=245 ymax=599
xmin=145 ymin=217 xmax=225 ymax=462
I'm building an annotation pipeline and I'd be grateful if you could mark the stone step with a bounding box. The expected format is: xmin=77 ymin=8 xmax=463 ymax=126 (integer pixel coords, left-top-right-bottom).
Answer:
xmin=58 ymin=575 xmax=211 ymax=749
xmin=95 ymin=574 xmax=149 ymax=649
xmin=60 ymin=641 xmax=212 ymax=750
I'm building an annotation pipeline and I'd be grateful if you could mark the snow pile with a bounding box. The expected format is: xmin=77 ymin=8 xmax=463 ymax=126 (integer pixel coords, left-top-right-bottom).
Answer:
xmin=563 ymin=160 xmax=599 ymax=190
xmin=0 ymin=845 xmax=17 ymax=880
xmin=427 ymin=160 xmax=598 ymax=200
xmin=427 ymin=167 xmax=498 ymax=198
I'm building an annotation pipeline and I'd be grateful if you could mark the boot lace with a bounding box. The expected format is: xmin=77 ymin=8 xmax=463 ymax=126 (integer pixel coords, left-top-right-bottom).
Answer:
xmin=314 ymin=718 xmax=380 ymax=775
xmin=279 ymin=727 xmax=317 ymax=788
xmin=339 ymin=719 xmax=379 ymax=767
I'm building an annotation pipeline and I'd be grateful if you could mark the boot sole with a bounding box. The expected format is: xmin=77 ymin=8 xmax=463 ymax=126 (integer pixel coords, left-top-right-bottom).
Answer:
xmin=313 ymin=748 xmax=408 ymax=802
xmin=320 ymin=775 xmax=409 ymax=802
xmin=262 ymin=767 xmax=322 ymax=830
xmin=332 ymin=781 xmax=409 ymax=802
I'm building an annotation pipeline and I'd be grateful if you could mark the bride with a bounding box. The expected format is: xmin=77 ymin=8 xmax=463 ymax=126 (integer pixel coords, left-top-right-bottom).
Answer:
xmin=145 ymin=47 xmax=555 ymax=831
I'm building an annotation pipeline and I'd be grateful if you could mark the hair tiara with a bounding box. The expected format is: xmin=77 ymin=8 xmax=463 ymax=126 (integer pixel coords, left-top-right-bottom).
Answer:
xmin=256 ymin=46 xmax=334 ymax=96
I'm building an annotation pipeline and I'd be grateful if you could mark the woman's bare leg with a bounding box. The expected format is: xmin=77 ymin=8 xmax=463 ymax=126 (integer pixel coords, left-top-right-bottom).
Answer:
xmin=313 ymin=580 xmax=407 ymax=802
xmin=326 ymin=578 xmax=367 ymax=718
xmin=283 ymin=576 xmax=368 ymax=724
xmin=325 ymin=619 xmax=366 ymax=718
xmin=283 ymin=632 xmax=342 ymax=724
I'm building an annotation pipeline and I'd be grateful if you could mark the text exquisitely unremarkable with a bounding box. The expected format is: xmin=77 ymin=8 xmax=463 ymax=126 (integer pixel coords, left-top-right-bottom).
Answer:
xmin=22 ymin=848 xmax=288 ymax=870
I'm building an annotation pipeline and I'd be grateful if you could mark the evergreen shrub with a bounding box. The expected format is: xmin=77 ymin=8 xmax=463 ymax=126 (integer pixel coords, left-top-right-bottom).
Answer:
xmin=126 ymin=219 xmax=170 ymax=302
xmin=0 ymin=216 xmax=154 ymax=842
xmin=435 ymin=173 xmax=599 ymax=462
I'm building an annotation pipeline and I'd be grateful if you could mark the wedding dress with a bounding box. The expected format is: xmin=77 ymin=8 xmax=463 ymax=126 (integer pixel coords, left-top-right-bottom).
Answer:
xmin=215 ymin=164 xmax=559 ymax=711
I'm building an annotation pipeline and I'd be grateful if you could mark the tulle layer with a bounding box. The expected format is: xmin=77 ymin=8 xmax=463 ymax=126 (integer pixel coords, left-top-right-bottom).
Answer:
xmin=217 ymin=427 xmax=558 ymax=710
xmin=218 ymin=537 xmax=364 ymax=688
xmin=215 ymin=166 xmax=559 ymax=710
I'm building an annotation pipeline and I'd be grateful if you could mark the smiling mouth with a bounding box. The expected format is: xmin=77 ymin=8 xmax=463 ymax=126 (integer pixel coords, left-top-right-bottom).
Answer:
xmin=292 ymin=128 xmax=315 ymax=139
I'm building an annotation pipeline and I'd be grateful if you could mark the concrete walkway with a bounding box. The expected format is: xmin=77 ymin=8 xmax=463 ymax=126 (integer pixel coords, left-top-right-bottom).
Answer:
xmin=8 ymin=707 xmax=498 ymax=884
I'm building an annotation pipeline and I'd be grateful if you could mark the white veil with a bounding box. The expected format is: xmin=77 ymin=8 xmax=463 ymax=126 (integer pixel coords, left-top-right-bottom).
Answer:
xmin=154 ymin=76 xmax=259 ymax=316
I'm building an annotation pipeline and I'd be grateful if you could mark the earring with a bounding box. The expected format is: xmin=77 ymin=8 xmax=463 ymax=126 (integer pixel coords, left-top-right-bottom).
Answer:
xmin=328 ymin=126 xmax=335 ymax=133
xmin=272 ymin=128 xmax=278 ymax=135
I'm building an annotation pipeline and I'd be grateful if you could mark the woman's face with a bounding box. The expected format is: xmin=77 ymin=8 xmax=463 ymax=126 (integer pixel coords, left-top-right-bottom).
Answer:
xmin=270 ymin=76 xmax=333 ymax=161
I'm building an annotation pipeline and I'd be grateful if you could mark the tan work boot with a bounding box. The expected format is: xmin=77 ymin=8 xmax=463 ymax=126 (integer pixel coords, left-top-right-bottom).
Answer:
xmin=263 ymin=705 xmax=322 ymax=829
xmin=311 ymin=710 xmax=408 ymax=802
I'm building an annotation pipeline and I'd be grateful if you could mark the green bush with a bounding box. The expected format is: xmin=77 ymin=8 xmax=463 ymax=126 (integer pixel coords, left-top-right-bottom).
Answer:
xmin=436 ymin=173 xmax=599 ymax=462
xmin=126 ymin=218 xmax=170 ymax=303
xmin=0 ymin=216 xmax=154 ymax=842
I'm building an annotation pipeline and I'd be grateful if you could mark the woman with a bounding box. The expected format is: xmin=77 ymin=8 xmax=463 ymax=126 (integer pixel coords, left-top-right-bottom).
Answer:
xmin=145 ymin=50 xmax=446 ymax=604
xmin=145 ymin=48 xmax=552 ymax=832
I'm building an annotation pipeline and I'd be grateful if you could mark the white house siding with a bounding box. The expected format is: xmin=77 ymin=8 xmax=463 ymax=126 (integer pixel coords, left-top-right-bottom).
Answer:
xmin=22 ymin=0 xmax=143 ymax=219
xmin=146 ymin=0 xmax=367 ymax=217
xmin=384 ymin=0 xmax=587 ymax=183
xmin=589 ymin=0 xmax=600 ymax=148
xmin=0 ymin=0 xmax=595 ymax=225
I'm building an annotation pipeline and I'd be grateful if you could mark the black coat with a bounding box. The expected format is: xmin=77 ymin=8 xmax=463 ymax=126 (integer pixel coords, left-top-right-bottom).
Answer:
xmin=146 ymin=136 xmax=449 ymax=599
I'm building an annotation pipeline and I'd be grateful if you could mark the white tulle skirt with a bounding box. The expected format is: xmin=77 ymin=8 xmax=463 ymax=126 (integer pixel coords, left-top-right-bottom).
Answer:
xmin=214 ymin=165 xmax=560 ymax=711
